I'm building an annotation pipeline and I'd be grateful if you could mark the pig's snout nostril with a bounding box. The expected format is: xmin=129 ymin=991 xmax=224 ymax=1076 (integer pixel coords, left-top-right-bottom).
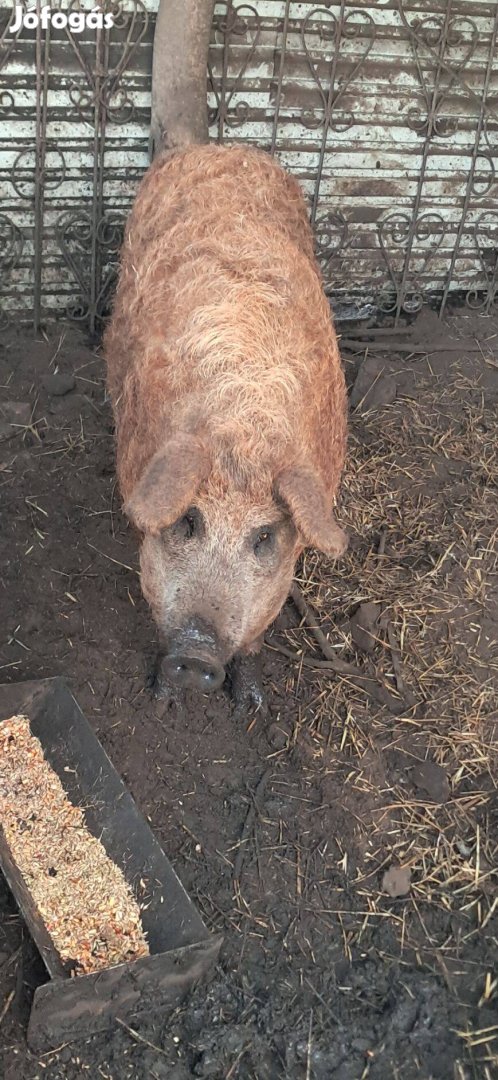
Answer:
xmin=163 ymin=653 xmax=226 ymax=694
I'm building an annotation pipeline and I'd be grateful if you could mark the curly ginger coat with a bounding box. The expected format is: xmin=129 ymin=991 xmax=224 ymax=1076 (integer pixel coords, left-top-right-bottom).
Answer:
xmin=104 ymin=144 xmax=347 ymax=662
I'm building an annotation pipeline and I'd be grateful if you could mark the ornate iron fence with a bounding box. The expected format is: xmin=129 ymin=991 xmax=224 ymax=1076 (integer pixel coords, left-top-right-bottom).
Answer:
xmin=1 ymin=0 xmax=497 ymax=331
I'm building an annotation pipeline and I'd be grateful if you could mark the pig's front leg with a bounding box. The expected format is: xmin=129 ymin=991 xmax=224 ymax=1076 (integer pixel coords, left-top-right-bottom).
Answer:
xmin=228 ymin=648 xmax=267 ymax=722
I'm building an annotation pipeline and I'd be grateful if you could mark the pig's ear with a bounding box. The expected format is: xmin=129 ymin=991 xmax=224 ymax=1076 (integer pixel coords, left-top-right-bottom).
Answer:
xmin=125 ymin=434 xmax=210 ymax=534
xmin=276 ymin=464 xmax=347 ymax=558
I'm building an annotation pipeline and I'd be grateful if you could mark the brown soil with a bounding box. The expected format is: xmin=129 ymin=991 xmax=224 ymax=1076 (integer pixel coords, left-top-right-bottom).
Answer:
xmin=0 ymin=309 xmax=497 ymax=1079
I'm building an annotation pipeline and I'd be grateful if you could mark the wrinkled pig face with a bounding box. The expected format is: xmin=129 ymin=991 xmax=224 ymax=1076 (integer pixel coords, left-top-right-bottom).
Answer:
xmin=138 ymin=487 xmax=300 ymax=691
xmin=125 ymin=434 xmax=347 ymax=693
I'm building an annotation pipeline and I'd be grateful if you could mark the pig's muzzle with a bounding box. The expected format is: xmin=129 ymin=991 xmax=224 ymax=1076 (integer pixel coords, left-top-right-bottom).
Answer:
xmin=160 ymin=619 xmax=226 ymax=694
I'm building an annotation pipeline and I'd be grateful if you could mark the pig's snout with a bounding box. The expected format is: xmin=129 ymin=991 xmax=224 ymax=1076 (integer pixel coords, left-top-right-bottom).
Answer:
xmin=161 ymin=621 xmax=226 ymax=693
xmin=163 ymin=652 xmax=225 ymax=692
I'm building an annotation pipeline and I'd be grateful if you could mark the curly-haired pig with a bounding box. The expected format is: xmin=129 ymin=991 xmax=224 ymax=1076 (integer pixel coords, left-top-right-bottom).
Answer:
xmin=104 ymin=144 xmax=347 ymax=714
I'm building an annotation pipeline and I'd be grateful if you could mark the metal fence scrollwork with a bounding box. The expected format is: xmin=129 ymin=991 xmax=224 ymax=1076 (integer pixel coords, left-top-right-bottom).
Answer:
xmin=1 ymin=0 xmax=497 ymax=329
xmin=1 ymin=0 xmax=148 ymax=332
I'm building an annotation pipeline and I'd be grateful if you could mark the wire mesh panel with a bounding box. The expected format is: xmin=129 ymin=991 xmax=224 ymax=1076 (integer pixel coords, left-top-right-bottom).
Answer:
xmin=0 ymin=0 xmax=497 ymax=330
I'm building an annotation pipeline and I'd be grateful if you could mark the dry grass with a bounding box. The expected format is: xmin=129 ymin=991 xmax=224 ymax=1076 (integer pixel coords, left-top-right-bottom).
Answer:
xmin=272 ymin=353 xmax=498 ymax=1068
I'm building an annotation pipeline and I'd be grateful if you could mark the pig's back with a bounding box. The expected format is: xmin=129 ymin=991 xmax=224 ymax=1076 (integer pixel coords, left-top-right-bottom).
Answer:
xmin=105 ymin=145 xmax=346 ymax=499
xmin=116 ymin=144 xmax=316 ymax=289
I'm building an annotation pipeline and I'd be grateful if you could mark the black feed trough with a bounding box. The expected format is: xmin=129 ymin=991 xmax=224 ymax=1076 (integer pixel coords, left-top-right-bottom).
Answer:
xmin=0 ymin=678 xmax=222 ymax=1050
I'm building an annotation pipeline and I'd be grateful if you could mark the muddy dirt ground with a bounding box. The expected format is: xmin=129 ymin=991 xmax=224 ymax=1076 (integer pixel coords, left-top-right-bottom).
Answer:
xmin=0 ymin=308 xmax=497 ymax=1079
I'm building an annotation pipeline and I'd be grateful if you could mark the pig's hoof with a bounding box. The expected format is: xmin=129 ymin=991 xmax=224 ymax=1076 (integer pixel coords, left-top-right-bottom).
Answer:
xmin=151 ymin=677 xmax=184 ymax=710
xmin=145 ymin=651 xmax=162 ymax=693
xmin=152 ymin=677 xmax=170 ymax=701
xmin=229 ymin=655 xmax=267 ymax=723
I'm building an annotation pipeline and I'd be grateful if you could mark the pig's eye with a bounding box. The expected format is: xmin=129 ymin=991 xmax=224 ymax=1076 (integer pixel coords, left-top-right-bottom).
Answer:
xmin=253 ymin=526 xmax=275 ymax=557
xmin=173 ymin=507 xmax=201 ymax=541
